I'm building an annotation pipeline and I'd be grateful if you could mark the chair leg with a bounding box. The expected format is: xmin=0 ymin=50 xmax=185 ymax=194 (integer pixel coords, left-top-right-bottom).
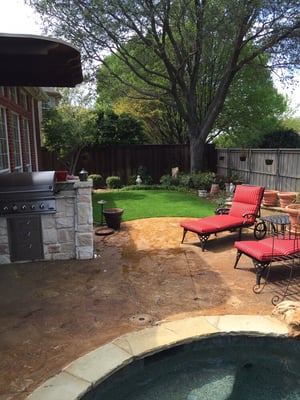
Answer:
xmin=233 ymin=250 xmax=242 ymax=269
xmin=238 ymin=227 xmax=242 ymax=241
xmin=272 ymin=258 xmax=296 ymax=306
xmin=181 ymin=228 xmax=188 ymax=243
xmin=198 ymin=234 xmax=210 ymax=251
xmin=252 ymin=260 xmax=270 ymax=294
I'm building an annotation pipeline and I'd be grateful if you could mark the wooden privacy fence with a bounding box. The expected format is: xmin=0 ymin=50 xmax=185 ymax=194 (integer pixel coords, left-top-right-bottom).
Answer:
xmin=41 ymin=144 xmax=216 ymax=184
xmin=41 ymin=145 xmax=300 ymax=190
xmin=217 ymin=148 xmax=300 ymax=192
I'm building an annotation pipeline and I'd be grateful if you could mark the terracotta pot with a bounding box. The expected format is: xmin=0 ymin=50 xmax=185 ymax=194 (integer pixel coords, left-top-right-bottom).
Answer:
xmin=278 ymin=192 xmax=297 ymax=208
xmin=262 ymin=190 xmax=278 ymax=207
xmin=210 ymin=183 xmax=220 ymax=195
xmin=285 ymin=204 xmax=300 ymax=233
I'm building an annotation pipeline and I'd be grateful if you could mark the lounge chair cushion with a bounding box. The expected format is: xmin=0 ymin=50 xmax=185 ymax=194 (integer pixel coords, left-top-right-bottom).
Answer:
xmin=181 ymin=215 xmax=245 ymax=234
xmin=229 ymin=185 xmax=265 ymax=223
xmin=234 ymin=236 xmax=300 ymax=262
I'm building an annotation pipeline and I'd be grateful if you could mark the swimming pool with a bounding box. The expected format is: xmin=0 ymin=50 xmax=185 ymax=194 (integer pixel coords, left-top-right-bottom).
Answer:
xmin=81 ymin=335 xmax=300 ymax=400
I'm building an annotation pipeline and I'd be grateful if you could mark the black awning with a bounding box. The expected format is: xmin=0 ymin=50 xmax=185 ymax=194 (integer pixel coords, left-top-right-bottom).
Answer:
xmin=0 ymin=33 xmax=83 ymax=87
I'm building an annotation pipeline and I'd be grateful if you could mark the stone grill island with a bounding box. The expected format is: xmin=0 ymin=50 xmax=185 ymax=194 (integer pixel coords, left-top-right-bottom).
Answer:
xmin=0 ymin=179 xmax=94 ymax=264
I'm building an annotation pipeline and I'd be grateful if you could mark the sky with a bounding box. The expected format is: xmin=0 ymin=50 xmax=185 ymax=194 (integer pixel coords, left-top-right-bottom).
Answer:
xmin=0 ymin=0 xmax=299 ymax=115
xmin=0 ymin=0 xmax=42 ymax=35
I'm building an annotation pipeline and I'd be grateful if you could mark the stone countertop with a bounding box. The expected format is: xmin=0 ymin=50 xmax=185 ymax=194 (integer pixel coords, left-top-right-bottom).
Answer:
xmin=55 ymin=179 xmax=93 ymax=192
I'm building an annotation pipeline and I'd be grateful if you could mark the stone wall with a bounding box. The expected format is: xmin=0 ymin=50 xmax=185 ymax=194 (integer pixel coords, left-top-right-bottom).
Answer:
xmin=0 ymin=180 xmax=94 ymax=264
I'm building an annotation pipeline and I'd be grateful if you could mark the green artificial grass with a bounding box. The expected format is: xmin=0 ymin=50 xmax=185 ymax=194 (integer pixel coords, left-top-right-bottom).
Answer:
xmin=92 ymin=190 xmax=217 ymax=224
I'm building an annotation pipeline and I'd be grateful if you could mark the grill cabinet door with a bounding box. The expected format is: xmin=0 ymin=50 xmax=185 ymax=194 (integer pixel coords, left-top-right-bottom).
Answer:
xmin=7 ymin=216 xmax=44 ymax=262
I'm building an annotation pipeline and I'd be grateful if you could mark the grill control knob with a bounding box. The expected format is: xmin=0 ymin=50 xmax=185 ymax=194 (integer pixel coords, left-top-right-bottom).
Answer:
xmin=39 ymin=203 xmax=45 ymax=210
xmin=21 ymin=205 xmax=27 ymax=211
xmin=12 ymin=204 xmax=18 ymax=212
xmin=3 ymin=206 xmax=9 ymax=212
xmin=30 ymin=204 xmax=36 ymax=210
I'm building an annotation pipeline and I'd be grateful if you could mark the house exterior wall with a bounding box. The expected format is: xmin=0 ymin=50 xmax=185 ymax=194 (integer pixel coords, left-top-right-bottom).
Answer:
xmin=0 ymin=86 xmax=44 ymax=173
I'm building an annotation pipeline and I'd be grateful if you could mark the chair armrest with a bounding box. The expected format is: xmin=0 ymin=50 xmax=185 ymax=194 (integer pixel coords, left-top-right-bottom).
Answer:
xmin=215 ymin=207 xmax=230 ymax=215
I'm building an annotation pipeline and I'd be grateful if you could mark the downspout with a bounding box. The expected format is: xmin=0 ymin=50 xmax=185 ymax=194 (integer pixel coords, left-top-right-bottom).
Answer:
xmin=31 ymin=97 xmax=39 ymax=171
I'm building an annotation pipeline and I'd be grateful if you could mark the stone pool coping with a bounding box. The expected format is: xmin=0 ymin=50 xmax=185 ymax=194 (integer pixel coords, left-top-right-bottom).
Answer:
xmin=26 ymin=315 xmax=289 ymax=400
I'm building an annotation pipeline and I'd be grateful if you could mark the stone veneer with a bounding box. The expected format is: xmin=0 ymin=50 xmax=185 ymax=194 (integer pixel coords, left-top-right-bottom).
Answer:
xmin=0 ymin=179 xmax=94 ymax=264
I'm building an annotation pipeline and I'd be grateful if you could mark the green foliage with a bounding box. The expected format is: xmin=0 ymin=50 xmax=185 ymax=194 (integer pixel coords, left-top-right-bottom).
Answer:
xmin=191 ymin=172 xmax=223 ymax=191
xmin=42 ymin=104 xmax=97 ymax=174
xmin=96 ymin=109 xmax=146 ymax=145
xmin=282 ymin=115 xmax=300 ymax=133
xmin=213 ymin=61 xmax=287 ymax=148
xmin=259 ymin=128 xmax=300 ymax=148
xmin=30 ymin=0 xmax=300 ymax=171
xmin=128 ymin=165 xmax=153 ymax=185
xmin=89 ymin=174 xmax=103 ymax=189
xmin=121 ymin=184 xmax=155 ymax=190
xmin=136 ymin=165 xmax=153 ymax=185
xmin=106 ymin=176 xmax=121 ymax=189
xmin=159 ymin=174 xmax=180 ymax=187
xmin=159 ymin=172 xmax=226 ymax=191
xmin=92 ymin=190 xmax=216 ymax=222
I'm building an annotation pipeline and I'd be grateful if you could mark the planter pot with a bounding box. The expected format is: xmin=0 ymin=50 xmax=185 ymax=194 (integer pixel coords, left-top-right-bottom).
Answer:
xmin=262 ymin=190 xmax=278 ymax=207
xmin=198 ymin=190 xmax=207 ymax=198
xmin=210 ymin=183 xmax=220 ymax=195
xmin=285 ymin=204 xmax=300 ymax=233
xmin=103 ymin=208 xmax=124 ymax=230
xmin=278 ymin=192 xmax=297 ymax=208
xmin=265 ymin=159 xmax=273 ymax=165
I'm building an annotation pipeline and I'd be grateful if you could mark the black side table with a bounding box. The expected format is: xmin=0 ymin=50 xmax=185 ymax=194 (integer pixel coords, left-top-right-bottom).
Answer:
xmin=254 ymin=214 xmax=290 ymax=239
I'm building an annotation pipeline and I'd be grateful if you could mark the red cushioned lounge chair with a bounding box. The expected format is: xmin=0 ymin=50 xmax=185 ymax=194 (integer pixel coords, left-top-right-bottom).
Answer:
xmin=233 ymin=231 xmax=300 ymax=304
xmin=180 ymin=185 xmax=265 ymax=251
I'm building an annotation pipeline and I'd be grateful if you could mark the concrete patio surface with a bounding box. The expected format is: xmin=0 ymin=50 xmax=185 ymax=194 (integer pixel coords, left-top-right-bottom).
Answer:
xmin=1 ymin=217 xmax=299 ymax=399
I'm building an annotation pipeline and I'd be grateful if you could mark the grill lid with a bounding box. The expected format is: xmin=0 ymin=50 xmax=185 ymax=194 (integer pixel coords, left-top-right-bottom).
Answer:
xmin=0 ymin=171 xmax=56 ymax=198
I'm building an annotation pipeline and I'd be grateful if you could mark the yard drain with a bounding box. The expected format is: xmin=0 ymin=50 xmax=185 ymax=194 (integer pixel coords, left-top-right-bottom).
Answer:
xmin=129 ymin=314 xmax=153 ymax=326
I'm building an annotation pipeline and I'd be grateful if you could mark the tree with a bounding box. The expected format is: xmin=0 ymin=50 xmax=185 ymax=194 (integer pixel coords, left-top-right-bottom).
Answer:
xmin=96 ymin=109 xmax=146 ymax=145
xmin=282 ymin=115 xmax=300 ymax=132
xmin=28 ymin=0 xmax=300 ymax=171
xmin=43 ymin=104 xmax=97 ymax=174
xmin=213 ymin=62 xmax=287 ymax=147
xmin=97 ymin=51 xmax=287 ymax=146
xmin=259 ymin=128 xmax=300 ymax=148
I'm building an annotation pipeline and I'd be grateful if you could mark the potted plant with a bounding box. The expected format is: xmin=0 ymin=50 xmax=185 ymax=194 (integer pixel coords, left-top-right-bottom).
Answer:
xmin=285 ymin=192 xmax=300 ymax=233
xmin=265 ymin=159 xmax=273 ymax=165
xmin=103 ymin=208 xmax=124 ymax=230
xmin=278 ymin=192 xmax=297 ymax=208
xmin=239 ymin=151 xmax=247 ymax=161
xmin=262 ymin=189 xmax=278 ymax=207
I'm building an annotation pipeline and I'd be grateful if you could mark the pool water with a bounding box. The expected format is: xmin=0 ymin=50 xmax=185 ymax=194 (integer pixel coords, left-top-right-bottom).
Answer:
xmin=82 ymin=335 xmax=300 ymax=400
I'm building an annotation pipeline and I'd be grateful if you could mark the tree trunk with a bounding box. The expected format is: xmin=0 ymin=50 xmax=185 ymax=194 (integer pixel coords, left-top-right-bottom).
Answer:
xmin=189 ymin=132 xmax=206 ymax=173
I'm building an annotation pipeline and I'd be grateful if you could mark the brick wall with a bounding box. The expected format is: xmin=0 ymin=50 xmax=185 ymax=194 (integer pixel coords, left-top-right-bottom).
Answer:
xmin=0 ymin=87 xmax=42 ymax=173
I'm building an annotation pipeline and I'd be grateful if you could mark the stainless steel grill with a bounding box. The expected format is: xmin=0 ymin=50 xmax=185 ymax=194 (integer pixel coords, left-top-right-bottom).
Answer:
xmin=0 ymin=171 xmax=56 ymax=216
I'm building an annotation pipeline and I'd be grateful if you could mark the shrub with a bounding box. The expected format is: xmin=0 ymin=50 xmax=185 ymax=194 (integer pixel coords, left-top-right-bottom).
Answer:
xmin=160 ymin=174 xmax=178 ymax=186
xmin=128 ymin=175 xmax=137 ymax=185
xmin=178 ymin=173 xmax=193 ymax=188
xmin=136 ymin=165 xmax=153 ymax=185
xmin=89 ymin=174 xmax=103 ymax=189
xmin=160 ymin=173 xmax=193 ymax=188
xmin=106 ymin=176 xmax=121 ymax=189
xmin=190 ymin=172 xmax=216 ymax=191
